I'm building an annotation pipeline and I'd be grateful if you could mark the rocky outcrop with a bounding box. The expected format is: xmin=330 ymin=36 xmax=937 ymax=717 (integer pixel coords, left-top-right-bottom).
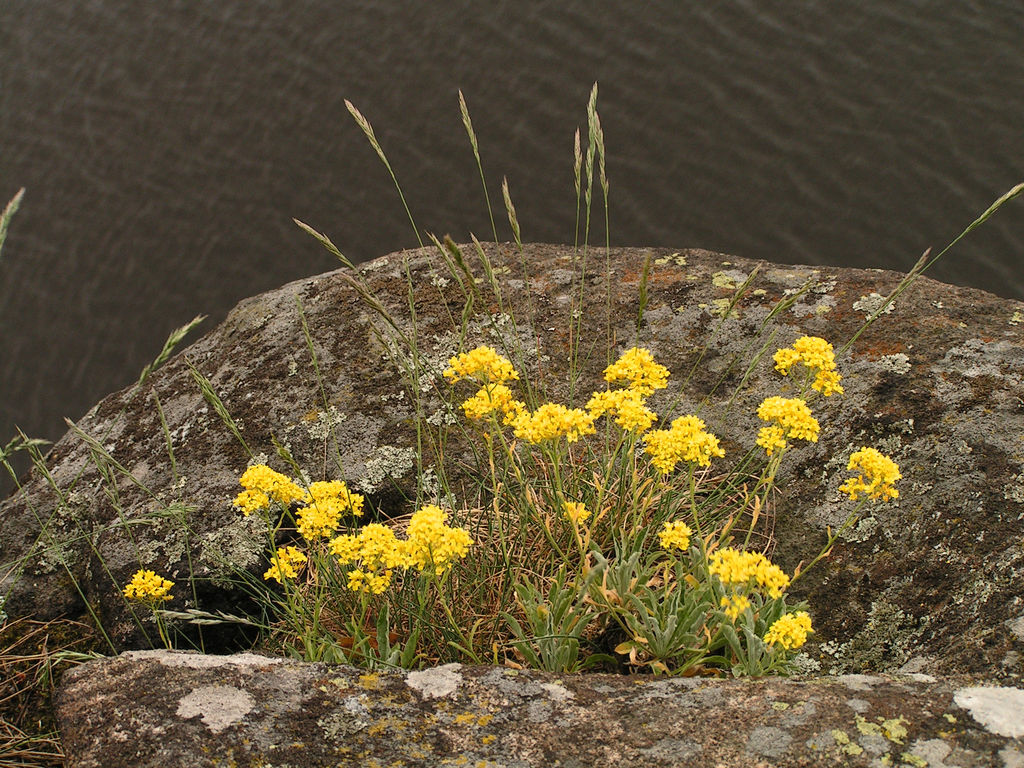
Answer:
xmin=5 ymin=242 xmax=1024 ymax=765
xmin=56 ymin=650 xmax=1024 ymax=768
xmin=4 ymin=244 xmax=1024 ymax=675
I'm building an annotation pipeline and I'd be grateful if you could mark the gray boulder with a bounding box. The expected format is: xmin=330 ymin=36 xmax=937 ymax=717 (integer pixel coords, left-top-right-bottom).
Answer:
xmin=55 ymin=650 xmax=1024 ymax=767
xmin=2 ymin=243 xmax=1024 ymax=681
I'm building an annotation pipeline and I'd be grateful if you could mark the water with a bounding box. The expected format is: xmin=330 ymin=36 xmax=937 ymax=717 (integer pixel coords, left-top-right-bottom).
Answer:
xmin=2 ymin=1 xmax=1023 ymax=490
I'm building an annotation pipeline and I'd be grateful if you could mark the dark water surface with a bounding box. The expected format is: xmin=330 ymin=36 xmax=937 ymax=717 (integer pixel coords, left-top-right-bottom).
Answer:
xmin=2 ymin=1 xmax=1023 ymax=486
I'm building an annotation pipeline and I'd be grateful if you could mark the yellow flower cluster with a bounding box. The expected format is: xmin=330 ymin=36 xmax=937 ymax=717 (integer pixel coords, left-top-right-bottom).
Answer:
xmin=264 ymin=546 xmax=307 ymax=583
xmin=296 ymin=481 xmax=365 ymax=541
xmin=585 ymin=389 xmax=658 ymax=433
xmin=122 ymin=569 xmax=174 ymax=603
xmin=234 ymin=464 xmax=307 ymax=515
xmin=450 ymin=346 xmax=675 ymax=444
xmin=603 ymin=347 xmax=670 ymax=395
xmin=404 ymin=505 xmax=475 ymax=577
xmin=461 ymin=383 xmax=525 ymax=424
xmin=330 ymin=523 xmax=408 ymax=594
xmin=839 ymin=447 xmax=901 ymax=502
xmin=764 ymin=611 xmax=813 ymax=649
xmin=644 ymin=415 xmax=725 ymax=473
xmin=512 ymin=403 xmax=596 ymax=444
xmin=658 ymin=520 xmax=693 ymax=552
xmin=329 ymin=505 xmax=474 ymax=592
xmin=774 ymin=336 xmax=844 ymax=396
xmin=755 ymin=396 xmax=819 ymax=456
xmin=720 ymin=593 xmax=751 ymax=621
xmin=563 ymin=501 xmax=591 ymax=524
xmin=444 ymin=345 xmax=520 ymax=384
xmin=708 ymin=548 xmax=791 ymax=599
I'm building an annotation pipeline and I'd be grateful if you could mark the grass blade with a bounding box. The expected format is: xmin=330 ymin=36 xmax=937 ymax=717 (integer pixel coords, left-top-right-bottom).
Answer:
xmin=459 ymin=90 xmax=499 ymax=244
xmin=136 ymin=314 xmax=206 ymax=387
xmin=0 ymin=187 xmax=25 ymax=262
xmin=345 ymin=99 xmax=423 ymax=247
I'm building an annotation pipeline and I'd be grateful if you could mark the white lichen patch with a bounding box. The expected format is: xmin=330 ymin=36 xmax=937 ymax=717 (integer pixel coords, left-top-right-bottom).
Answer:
xmin=128 ymin=649 xmax=284 ymax=668
xmin=877 ymin=353 xmax=912 ymax=375
xmin=305 ymin=406 xmax=346 ymax=441
xmin=357 ymin=445 xmax=418 ymax=493
xmin=1001 ymin=746 xmax=1024 ymax=768
xmin=840 ymin=674 xmax=884 ymax=691
xmin=426 ymin=404 xmax=459 ymax=427
xmin=854 ymin=292 xmax=895 ymax=315
xmin=812 ymin=276 xmax=838 ymax=294
xmin=200 ymin=513 xmax=265 ymax=581
xmin=406 ymin=663 xmax=462 ymax=700
xmin=954 ymin=686 xmax=1024 ymax=738
xmin=176 ymin=684 xmax=255 ymax=733
xmin=1007 ymin=614 xmax=1024 ymax=642
xmin=539 ymin=682 xmax=574 ymax=702
xmin=1003 ymin=474 xmax=1024 ymax=503
xmin=1010 ymin=310 xmax=1023 ymax=326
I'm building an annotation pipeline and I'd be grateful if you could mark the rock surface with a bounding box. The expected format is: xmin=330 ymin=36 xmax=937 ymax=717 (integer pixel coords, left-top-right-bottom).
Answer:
xmin=3 ymin=243 xmax=1024 ymax=676
xmin=56 ymin=650 xmax=1024 ymax=768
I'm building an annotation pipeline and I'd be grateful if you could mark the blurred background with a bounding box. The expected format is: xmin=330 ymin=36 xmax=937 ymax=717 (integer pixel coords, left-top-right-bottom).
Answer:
xmin=2 ymin=1 xmax=1023 ymax=494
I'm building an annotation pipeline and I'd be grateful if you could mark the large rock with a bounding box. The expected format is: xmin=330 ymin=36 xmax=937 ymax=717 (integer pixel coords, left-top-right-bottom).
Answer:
xmin=3 ymin=243 xmax=1024 ymax=680
xmin=54 ymin=650 xmax=1024 ymax=768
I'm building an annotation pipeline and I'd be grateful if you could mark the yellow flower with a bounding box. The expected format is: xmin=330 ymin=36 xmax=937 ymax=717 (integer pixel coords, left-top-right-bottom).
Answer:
xmin=563 ymin=501 xmax=590 ymax=524
xmin=709 ymin=548 xmax=790 ymax=598
xmin=356 ymin=523 xmax=410 ymax=571
xmin=755 ymin=425 xmax=788 ymax=457
xmin=461 ymin=383 xmax=526 ymax=423
xmin=444 ymin=346 xmax=519 ymax=384
xmin=236 ymin=464 xmax=307 ymax=512
xmin=328 ymin=533 xmax=361 ymax=563
xmin=773 ymin=336 xmax=844 ymax=396
xmin=720 ymin=593 xmax=751 ymax=621
xmin=406 ymin=505 xmax=474 ymax=576
xmin=122 ymin=569 xmax=174 ymax=603
xmin=233 ymin=488 xmax=270 ymax=516
xmin=839 ymin=447 xmax=901 ymax=502
xmin=764 ymin=611 xmax=813 ymax=650
xmin=644 ymin=415 xmax=725 ymax=473
xmin=658 ymin=520 xmax=692 ymax=552
xmin=347 ymin=568 xmax=392 ymax=595
xmin=586 ymin=389 xmax=658 ymax=433
xmin=263 ymin=546 xmax=307 ymax=584
xmin=756 ymin=396 xmax=819 ymax=455
xmin=295 ymin=480 xmax=365 ymax=541
xmin=812 ymin=369 xmax=844 ymax=397
xmin=603 ymin=347 xmax=670 ymax=396
xmin=329 ymin=524 xmax=407 ymax=594
xmin=512 ymin=403 xmax=596 ymax=444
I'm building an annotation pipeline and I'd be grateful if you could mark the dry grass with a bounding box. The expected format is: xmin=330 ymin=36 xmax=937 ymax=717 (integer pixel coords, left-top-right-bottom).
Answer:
xmin=0 ymin=617 xmax=100 ymax=768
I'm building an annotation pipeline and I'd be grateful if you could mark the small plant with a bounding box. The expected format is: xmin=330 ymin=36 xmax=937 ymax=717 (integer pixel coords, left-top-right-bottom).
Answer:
xmin=179 ymin=333 xmax=898 ymax=677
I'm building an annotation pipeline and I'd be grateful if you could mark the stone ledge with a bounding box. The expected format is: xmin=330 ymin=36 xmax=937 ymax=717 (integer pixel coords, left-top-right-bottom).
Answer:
xmin=56 ymin=650 xmax=1023 ymax=767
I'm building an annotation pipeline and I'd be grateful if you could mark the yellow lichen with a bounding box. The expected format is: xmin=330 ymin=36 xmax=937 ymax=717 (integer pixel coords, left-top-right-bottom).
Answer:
xmin=831 ymin=730 xmax=864 ymax=756
xmin=881 ymin=716 xmax=908 ymax=744
xmin=359 ymin=673 xmax=382 ymax=689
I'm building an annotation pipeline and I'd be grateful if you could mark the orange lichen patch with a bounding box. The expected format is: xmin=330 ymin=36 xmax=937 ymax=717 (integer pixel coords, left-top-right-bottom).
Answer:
xmin=853 ymin=340 xmax=906 ymax=358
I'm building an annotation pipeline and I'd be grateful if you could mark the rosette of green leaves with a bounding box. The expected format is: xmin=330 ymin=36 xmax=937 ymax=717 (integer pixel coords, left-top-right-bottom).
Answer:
xmin=588 ymin=547 xmax=723 ymax=675
xmin=502 ymin=567 xmax=611 ymax=673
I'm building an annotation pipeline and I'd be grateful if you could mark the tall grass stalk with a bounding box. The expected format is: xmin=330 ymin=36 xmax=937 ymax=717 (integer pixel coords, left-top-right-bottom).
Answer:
xmin=0 ymin=188 xmax=25 ymax=262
